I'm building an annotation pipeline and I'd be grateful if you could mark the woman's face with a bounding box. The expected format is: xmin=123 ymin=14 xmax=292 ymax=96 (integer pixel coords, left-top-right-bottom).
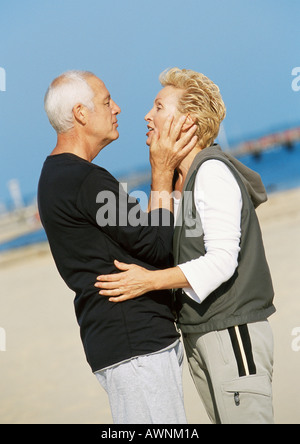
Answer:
xmin=145 ymin=86 xmax=184 ymax=146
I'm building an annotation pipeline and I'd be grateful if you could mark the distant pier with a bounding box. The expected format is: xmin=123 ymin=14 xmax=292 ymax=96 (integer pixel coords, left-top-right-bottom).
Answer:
xmin=228 ymin=126 xmax=300 ymax=158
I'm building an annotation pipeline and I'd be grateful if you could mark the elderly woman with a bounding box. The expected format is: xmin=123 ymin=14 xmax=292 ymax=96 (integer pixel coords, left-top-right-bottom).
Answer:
xmin=95 ymin=68 xmax=276 ymax=424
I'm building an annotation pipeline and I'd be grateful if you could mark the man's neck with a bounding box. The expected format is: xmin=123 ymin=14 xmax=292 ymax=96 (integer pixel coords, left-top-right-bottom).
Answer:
xmin=51 ymin=132 xmax=96 ymax=163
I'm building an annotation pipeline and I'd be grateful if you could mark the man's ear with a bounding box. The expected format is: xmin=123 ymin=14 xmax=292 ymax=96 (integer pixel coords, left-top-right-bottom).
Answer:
xmin=73 ymin=103 xmax=88 ymax=126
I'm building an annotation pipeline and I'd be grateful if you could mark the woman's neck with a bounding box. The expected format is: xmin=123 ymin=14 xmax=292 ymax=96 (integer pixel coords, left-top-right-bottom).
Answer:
xmin=175 ymin=145 xmax=203 ymax=192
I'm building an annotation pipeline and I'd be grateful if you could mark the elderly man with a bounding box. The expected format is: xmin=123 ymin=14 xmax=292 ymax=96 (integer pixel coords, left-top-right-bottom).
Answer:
xmin=38 ymin=70 xmax=197 ymax=424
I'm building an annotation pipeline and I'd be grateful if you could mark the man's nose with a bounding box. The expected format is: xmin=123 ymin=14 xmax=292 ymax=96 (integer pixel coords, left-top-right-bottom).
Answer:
xmin=111 ymin=100 xmax=121 ymax=115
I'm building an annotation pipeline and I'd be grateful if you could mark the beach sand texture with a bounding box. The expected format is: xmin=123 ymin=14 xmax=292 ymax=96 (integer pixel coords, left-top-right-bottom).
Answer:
xmin=0 ymin=187 xmax=299 ymax=424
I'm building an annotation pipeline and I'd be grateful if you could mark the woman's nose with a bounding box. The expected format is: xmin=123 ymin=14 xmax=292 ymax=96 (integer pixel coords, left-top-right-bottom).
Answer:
xmin=144 ymin=109 xmax=153 ymax=122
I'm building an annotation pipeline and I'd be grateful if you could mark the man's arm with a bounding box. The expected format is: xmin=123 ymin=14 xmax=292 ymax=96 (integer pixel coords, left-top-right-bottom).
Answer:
xmin=76 ymin=116 xmax=197 ymax=268
xmin=76 ymin=169 xmax=173 ymax=268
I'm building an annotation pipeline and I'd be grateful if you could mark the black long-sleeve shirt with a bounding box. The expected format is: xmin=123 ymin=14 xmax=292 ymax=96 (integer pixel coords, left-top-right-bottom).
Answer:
xmin=38 ymin=153 xmax=179 ymax=372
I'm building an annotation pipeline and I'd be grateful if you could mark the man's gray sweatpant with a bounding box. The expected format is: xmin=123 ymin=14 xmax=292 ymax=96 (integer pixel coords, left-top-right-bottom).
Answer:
xmin=183 ymin=320 xmax=274 ymax=424
xmin=95 ymin=340 xmax=187 ymax=424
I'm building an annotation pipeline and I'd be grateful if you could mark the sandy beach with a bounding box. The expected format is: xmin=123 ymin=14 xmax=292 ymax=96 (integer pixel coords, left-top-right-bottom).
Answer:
xmin=0 ymin=187 xmax=300 ymax=424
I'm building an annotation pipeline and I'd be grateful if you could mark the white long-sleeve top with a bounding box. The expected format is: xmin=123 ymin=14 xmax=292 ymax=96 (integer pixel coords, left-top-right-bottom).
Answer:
xmin=174 ymin=159 xmax=242 ymax=304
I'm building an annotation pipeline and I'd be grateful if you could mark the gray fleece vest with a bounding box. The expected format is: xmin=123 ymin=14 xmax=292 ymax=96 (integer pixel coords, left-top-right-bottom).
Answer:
xmin=173 ymin=145 xmax=276 ymax=333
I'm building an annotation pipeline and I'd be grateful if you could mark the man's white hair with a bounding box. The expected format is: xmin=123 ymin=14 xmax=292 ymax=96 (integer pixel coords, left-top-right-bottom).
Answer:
xmin=44 ymin=70 xmax=95 ymax=134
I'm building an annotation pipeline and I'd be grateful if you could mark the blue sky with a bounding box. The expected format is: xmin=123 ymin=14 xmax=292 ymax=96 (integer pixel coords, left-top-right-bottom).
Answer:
xmin=0 ymin=0 xmax=299 ymax=204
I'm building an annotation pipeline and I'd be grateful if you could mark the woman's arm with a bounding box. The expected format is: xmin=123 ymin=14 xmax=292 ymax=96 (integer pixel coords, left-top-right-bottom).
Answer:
xmin=95 ymin=260 xmax=189 ymax=302
xmin=148 ymin=115 xmax=197 ymax=213
xmin=95 ymin=159 xmax=243 ymax=304
xmin=177 ymin=160 xmax=242 ymax=303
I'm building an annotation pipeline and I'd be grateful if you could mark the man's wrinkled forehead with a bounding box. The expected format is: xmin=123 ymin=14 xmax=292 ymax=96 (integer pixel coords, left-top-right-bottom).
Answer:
xmin=87 ymin=75 xmax=110 ymax=99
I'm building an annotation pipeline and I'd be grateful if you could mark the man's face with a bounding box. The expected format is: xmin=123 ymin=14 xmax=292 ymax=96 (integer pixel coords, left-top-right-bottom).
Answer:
xmin=145 ymin=86 xmax=184 ymax=146
xmin=86 ymin=76 xmax=121 ymax=148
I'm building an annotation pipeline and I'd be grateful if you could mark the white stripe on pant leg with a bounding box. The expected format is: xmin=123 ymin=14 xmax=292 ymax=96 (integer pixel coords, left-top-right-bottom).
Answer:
xmin=234 ymin=326 xmax=250 ymax=377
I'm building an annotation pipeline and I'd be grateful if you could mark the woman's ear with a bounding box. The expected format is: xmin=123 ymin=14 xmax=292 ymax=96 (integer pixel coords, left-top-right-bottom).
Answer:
xmin=182 ymin=115 xmax=196 ymax=132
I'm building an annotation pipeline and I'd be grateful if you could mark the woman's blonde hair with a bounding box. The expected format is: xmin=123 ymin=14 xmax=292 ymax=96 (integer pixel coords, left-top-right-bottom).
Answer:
xmin=159 ymin=67 xmax=226 ymax=149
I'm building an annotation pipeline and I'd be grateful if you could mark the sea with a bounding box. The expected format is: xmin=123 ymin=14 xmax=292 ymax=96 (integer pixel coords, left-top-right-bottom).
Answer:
xmin=1 ymin=142 xmax=300 ymax=254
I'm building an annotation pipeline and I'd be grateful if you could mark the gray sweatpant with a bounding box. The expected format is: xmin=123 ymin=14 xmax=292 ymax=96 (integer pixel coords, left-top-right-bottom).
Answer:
xmin=95 ymin=340 xmax=187 ymax=424
xmin=183 ymin=320 xmax=274 ymax=424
